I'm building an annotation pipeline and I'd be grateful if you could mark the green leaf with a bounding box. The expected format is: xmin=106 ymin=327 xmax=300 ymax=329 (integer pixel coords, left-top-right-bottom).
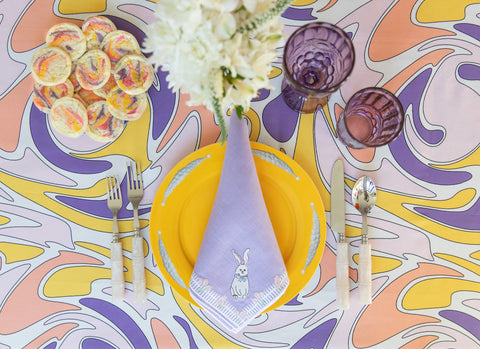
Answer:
xmin=235 ymin=105 xmax=244 ymax=120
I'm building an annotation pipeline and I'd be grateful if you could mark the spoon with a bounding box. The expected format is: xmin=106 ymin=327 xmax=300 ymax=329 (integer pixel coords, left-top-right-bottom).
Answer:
xmin=352 ymin=175 xmax=377 ymax=304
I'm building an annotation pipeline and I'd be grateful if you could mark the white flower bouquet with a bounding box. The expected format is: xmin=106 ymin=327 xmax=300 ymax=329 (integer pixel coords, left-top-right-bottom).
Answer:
xmin=144 ymin=0 xmax=292 ymax=141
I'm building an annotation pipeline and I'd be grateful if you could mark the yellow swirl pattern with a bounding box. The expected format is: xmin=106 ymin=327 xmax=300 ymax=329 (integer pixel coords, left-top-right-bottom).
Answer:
xmin=58 ymin=0 xmax=106 ymax=14
xmin=0 ymin=243 xmax=44 ymax=263
xmin=417 ymin=0 xmax=479 ymax=22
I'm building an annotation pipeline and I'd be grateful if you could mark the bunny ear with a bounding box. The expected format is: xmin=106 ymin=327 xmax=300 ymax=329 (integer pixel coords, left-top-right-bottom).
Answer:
xmin=243 ymin=248 xmax=250 ymax=264
xmin=232 ymin=249 xmax=242 ymax=263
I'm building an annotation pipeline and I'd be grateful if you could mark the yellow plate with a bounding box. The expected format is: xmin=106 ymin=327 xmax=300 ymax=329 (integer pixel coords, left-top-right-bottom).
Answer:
xmin=149 ymin=142 xmax=326 ymax=312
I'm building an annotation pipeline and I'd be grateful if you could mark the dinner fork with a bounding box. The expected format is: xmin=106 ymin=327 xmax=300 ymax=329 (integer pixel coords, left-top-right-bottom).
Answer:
xmin=106 ymin=176 xmax=124 ymax=300
xmin=127 ymin=161 xmax=146 ymax=302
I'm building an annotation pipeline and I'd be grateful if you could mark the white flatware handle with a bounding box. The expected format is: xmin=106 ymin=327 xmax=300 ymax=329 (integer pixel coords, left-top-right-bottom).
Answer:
xmin=111 ymin=241 xmax=124 ymax=300
xmin=132 ymin=236 xmax=146 ymax=302
xmin=336 ymin=241 xmax=350 ymax=309
xmin=358 ymin=242 xmax=371 ymax=304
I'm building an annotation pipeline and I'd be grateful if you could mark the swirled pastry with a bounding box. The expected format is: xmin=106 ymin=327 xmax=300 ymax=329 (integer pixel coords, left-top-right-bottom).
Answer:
xmin=46 ymin=22 xmax=86 ymax=60
xmin=86 ymin=101 xmax=125 ymax=141
xmin=114 ymin=54 xmax=154 ymax=95
xmin=106 ymin=86 xmax=147 ymax=121
xmin=101 ymin=30 xmax=141 ymax=66
xmin=82 ymin=16 xmax=117 ymax=49
xmin=49 ymin=96 xmax=88 ymax=137
xmin=31 ymin=46 xmax=72 ymax=86
xmin=75 ymin=49 xmax=111 ymax=90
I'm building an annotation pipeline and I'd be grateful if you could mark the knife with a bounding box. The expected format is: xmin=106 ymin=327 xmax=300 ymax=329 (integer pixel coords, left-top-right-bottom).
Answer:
xmin=331 ymin=158 xmax=349 ymax=309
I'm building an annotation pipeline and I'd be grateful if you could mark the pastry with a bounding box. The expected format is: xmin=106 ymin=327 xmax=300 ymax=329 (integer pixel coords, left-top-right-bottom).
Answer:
xmin=106 ymin=86 xmax=147 ymax=121
xmin=82 ymin=15 xmax=117 ymax=49
xmin=101 ymin=30 xmax=141 ymax=66
xmin=49 ymin=96 xmax=88 ymax=137
xmin=75 ymin=49 xmax=111 ymax=90
xmin=114 ymin=54 xmax=154 ymax=95
xmin=86 ymin=101 xmax=125 ymax=141
xmin=46 ymin=22 xmax=87 ymax=60
xmin=30 ymin=46 xmax=72 ymax=86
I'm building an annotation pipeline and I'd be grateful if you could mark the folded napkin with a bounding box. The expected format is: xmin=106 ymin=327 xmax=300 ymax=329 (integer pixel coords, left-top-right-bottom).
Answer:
xmin=189 ymin=111 xmax=289 ymax=333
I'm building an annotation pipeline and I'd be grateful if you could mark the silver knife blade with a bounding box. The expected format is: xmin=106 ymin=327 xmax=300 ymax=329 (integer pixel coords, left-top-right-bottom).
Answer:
xmin=331 ymin=158 xmax=345 ymax=238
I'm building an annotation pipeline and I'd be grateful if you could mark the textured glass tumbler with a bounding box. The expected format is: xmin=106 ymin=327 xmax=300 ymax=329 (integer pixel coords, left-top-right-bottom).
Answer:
xmin=336 ymin=87 xmax=405 ymax=148
xmin=281 ymin=22 xmax=355 ymax=113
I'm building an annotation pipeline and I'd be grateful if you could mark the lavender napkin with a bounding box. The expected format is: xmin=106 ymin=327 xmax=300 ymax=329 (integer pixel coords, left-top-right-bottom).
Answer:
xmin=189 ymin=111 xmax=289 ymax=333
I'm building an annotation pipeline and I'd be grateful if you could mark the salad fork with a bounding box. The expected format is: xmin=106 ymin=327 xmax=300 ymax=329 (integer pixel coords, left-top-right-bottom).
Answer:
xmin=127 ymin=161 xmax=146 ymax=302
xmin=106 ymin=176 xmax=124 ymax=300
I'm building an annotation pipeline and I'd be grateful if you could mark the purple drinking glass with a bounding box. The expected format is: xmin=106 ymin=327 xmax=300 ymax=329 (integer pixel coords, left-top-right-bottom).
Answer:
xmin=281 ymin=22 xmax=355 ymax=113
xmin=336 ymin=87 xmax=405 ymax=148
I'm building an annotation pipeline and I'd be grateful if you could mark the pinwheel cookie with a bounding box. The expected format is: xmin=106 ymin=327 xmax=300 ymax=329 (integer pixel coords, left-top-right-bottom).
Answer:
xmin=31 ymin=46 xmax=72 ymax=86
xmin=49 ymin=96 xmax=88 ymax=137
xmin=106 ymin=86 xmax=147 ymax=121
xmin=114 ymin=54 xmax=154 ymax=95
xmin=101 ymin=30 xmax=141 ymax=66
xmin=46 ymin=22 xmax=86 ymax=60
xmin=86 ymin=101 xmax=125 ymax=142
xmin=82 ymin=15 xmax=117 ymax=49
xmin=75 ymin=49 xmax=111 ymax=90
xmin=32 ymin=80 xmax=74 ymax=113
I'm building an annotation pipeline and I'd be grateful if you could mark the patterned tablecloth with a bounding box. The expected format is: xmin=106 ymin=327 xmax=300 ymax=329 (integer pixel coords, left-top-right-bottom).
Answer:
xmin=1 ymin=0 xmax=480 ymax=348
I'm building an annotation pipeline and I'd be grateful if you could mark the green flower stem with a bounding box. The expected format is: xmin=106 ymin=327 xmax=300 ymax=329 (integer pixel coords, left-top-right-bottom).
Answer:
xmin=212 ymin=95 xmax=227 ymax=143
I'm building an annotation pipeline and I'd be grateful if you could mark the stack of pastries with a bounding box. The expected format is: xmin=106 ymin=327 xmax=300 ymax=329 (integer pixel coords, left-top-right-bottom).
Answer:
xmin=31 ymin=16 xmax=154 ymax=142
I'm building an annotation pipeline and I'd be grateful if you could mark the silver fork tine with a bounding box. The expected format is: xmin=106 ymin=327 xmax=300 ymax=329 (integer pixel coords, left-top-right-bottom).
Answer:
xmin=137 ymin=161 xmax=144 ymax=189
xmin=107 ymin=176 xmax=112 ymax=198
xmin=113 ymin=177 xmax=120 ymax=199
xmin=127 ymin=161 xmax=143 ymax=190
xmin=127 ymin=163 xmax=133 ymax=189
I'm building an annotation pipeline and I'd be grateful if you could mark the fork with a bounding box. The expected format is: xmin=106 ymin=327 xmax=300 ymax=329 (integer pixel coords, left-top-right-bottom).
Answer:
xmin=127 ymin=161 xmax=146 ymax=302
xmin=106 ymin=176 xmax=124 ymax=300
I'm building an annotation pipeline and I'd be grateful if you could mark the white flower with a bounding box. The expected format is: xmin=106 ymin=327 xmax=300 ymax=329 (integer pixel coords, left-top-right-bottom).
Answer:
xmin=144 ymin=0 xmax=292 ymax=141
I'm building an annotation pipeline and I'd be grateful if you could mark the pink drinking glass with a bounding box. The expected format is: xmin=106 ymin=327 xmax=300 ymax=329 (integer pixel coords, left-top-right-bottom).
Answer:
xmin=281 ymin=22 xmax=355 ymax=113
xmin=336 ymin=87 xmax=405 ymax=148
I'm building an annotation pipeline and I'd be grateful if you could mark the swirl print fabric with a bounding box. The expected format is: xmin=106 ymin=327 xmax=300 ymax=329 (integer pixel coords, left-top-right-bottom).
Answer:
xmin=1 ymin=0 xmax=480 ymax=348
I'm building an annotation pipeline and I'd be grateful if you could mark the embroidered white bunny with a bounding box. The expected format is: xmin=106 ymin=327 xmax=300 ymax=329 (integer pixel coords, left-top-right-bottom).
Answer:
xmin=230 ymin=248 xmax=250 ymax=299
